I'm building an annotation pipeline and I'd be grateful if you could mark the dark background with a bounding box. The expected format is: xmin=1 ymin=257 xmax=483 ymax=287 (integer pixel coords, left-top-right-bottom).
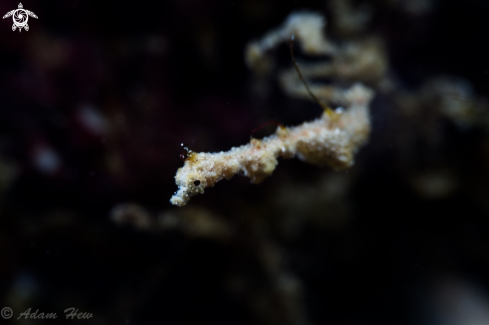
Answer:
xmin=1 ymin=0 xmax=489 ymax=324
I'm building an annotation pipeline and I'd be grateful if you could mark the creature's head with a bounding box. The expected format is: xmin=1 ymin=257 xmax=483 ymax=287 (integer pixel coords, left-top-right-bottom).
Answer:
xmin=170 ymin=152 xmax=209 ymax=207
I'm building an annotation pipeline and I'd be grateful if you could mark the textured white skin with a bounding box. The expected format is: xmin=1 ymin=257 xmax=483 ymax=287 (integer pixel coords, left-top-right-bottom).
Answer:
xmin=170 ymin=84 xmax=373 ymax=207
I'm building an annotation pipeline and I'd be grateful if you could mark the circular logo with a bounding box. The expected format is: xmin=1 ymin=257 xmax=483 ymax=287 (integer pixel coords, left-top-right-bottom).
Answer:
xmin=13 ymin=9 xmax=27 ymax=27
xmin=1 ymin=307 xmax=13 ymax=319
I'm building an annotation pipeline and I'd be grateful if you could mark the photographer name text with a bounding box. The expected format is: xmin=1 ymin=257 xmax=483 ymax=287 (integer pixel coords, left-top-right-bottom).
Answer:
xmin=1 ymin=307 xmax=93 ymax=320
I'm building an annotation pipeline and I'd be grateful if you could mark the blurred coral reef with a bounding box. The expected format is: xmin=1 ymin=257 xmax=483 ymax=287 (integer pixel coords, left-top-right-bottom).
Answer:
xmin=1 ymin=0 xmax=489 ymax=324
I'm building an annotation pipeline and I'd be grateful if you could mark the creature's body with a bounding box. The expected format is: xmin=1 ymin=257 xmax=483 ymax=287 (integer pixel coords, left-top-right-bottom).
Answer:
xmin=2 ymin=3 xmax=38 ymax=32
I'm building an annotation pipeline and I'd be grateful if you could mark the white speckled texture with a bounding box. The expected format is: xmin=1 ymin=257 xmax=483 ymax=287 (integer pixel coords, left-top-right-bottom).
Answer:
xmin=170 ymin=84 xmax=373 ymax=207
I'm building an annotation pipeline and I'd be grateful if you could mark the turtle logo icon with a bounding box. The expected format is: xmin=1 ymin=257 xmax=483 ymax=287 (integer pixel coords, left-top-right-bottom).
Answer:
xmin=2 ymin=3 xmax=38 ymax=32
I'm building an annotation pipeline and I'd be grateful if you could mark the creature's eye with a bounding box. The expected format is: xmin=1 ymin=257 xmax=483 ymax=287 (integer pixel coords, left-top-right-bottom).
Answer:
xmin=193 ymin=180 xmax=201 ymax=186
